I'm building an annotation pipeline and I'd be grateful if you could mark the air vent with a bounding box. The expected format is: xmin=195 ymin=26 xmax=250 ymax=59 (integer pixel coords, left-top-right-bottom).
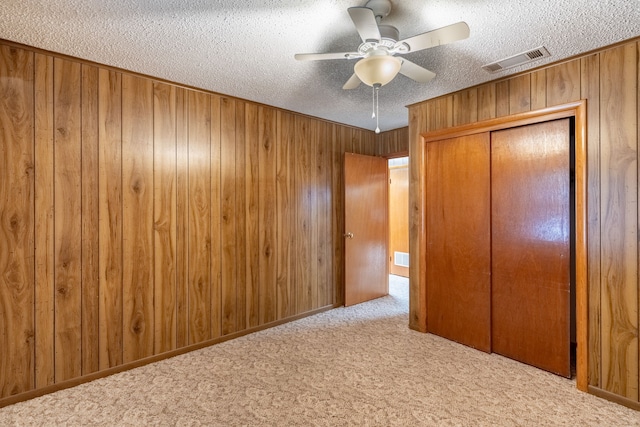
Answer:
xmin=482 ymin=46 xmax=551 ymax=73
xmin=394 ymin=251 xmax=409 ymax=268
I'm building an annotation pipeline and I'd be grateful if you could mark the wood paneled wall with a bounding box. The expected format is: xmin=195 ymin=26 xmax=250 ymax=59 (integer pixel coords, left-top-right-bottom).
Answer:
xmin=0 ymin=41 xmax=378 ymax=403
xmin=400 ymin=39 xmax=640 ymax=406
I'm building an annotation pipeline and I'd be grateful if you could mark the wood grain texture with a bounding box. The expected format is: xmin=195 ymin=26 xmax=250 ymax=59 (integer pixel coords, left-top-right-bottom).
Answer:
xmin=477 ymin=83 xmax=496 ymax=121
xmin=34 ymin=52 xmax=54 ymax=388
xmin=344 ymin=153 xmax=388 ymax=306
xmin=309 ymin=120 xmax=319 ymax=310
xmin=1 ymin=39 xmax=406 ymax=404
xmin=187 ymin=91 xmax=211 ymax=345
xmin=407 ymin=103 xmax=428 ymax=331
xmin=259 ymin=106 xmax=277 ymax=324
xmin=426 ymin=96 xmax=453 ymax=131
xmin=508 ymin=74 xmax=531 ymax=114
xmin=453 ymin=88 xmax=478 ymax=126
xmin=122 ymin=74 xmax=154 ymax=363
xmin=491 ymin=119 xmax=571 ymax=377
xmin=153 ymin=82 xmax=177 ymax=354
xmin=426 ymin=133 xmax=491 ymax=352
xmin=332 ymin=124 xmax=345 ymax=307
xmin=220 ymin=97 xmax=237 ymax=335
xmin=277 ymin=111 xmax=294 ymax=318
xmin=210 ymin=95 xmax=222 ymax=339
xmin=233 ymin=100 xmax=246 ymax=331
xmin=175 ymin=87 xmax=189 ymax=348
xmin=495 ymin=81 xmax=509 ymax=117
xmin=53 ymin=57 xmax=83 ymax=382
xmin=0 ymin=45 xmax=35 ymax=398
xmin=599 ymin=43 xmax=638 ymax=400
xmin=377 ymin=126 xmax=408 ymax=156
xmin=547 ymin=59 xmax=581 ymax=107
xmin=245 ymin=102 xmax=260 ymax=327
xmin=581 ymin=53 xmax=601 ymax=388
xmin=318 ymin=122 xmax=333 ymax=306
xmin=98 ymin=68 xmax=123 ymax=370
xmin=530 ymin=69 xmax=547 ymax=110
xmin=295 ymin=116 xmax=312 ymax=313
xmin=80 ymin=64 xmax=100 ymax=375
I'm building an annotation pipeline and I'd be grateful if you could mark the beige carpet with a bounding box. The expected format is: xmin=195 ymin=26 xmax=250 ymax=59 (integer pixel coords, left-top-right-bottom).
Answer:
xmin=1 ymin=276 xmax=638 ymax=426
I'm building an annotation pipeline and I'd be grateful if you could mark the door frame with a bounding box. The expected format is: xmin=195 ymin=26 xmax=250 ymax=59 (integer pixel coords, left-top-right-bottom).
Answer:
xmin=415 ymin=100 xmax=588 ymax=391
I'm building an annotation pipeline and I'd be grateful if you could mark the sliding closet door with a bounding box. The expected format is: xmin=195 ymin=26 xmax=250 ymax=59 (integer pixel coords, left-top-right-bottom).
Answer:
xmin=426 ymin=133 xmax=491 ymax=352
xmin=491 ymin=119 xmax=570 ymax=377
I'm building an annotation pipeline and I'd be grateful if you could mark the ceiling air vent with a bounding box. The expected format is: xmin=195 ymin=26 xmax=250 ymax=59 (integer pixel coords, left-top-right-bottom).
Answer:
xmin=482 ymin=46 xmax=551 ymax=73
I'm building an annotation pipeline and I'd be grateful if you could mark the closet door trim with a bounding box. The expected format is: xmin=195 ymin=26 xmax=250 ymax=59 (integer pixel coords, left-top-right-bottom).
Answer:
xmin=420 ymin=100 xmax=588 ymax=391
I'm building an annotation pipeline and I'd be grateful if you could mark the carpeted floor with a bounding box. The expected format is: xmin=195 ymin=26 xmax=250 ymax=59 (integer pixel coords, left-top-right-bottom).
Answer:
xmin=1 ymin=275 xmax=638 ymax=426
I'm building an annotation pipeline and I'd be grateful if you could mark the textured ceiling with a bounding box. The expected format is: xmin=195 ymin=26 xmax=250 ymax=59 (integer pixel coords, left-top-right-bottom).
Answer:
xmin=2 ymin=0 xmax=639 ymax=131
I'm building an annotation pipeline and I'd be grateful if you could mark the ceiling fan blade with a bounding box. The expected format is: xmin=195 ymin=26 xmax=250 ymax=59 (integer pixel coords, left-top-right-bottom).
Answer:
xmin=294 ymin=52 xmax=358 ymax=61
xmin=396 ymin=21 xmax=470 ymax=53
xmin=399 ymin=59 xmax=436 ymax=83
xmin=342 ymin=73 xmax=361 ymax=90
xmin=348 ymin=7 xmax=381 ymax=42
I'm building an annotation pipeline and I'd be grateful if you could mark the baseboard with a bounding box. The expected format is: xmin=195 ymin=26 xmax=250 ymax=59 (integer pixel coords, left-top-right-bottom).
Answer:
xmin=0 ymin=304 xmax=338 ymax=409
xmin=588 ymin=385 xmax=640 ymax=411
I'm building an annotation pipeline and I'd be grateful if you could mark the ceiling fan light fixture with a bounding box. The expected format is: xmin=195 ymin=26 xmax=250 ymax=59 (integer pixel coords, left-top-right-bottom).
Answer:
xmin=354 ymin=55 xmax=401 ymax=87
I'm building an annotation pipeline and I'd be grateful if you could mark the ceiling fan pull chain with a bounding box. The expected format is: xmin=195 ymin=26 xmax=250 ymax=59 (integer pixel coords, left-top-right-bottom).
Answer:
xmin=371 ymin=85 xmax=376 ymax=118
xmin=375 ymin=85 xmax=380 ymax=134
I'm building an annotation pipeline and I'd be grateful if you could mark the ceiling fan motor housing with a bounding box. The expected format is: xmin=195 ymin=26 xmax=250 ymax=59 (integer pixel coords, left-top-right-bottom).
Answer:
xmin=365 ymin=0 xmax=392 ymax=21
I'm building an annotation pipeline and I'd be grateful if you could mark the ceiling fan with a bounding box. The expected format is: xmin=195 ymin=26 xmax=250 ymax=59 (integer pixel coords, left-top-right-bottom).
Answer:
xmin=294 ymin=0 xmax=470 ymax=89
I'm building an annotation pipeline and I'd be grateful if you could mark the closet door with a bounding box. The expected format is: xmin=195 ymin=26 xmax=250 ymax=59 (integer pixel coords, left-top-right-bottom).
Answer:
xmin=426 ymin=133 xmax=491 ymax=352
xmin=491 ymin=119 xmax=570 ymax=377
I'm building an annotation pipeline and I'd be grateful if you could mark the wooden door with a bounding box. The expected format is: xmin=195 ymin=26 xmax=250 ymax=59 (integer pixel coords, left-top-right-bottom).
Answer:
xmin=344 ymin=153 xmax=388 ymax=306
xmin=491 ymin=119 xmax=571 ymax=377
xmin=426 ymin=133 xmax=492 ymax=352
xmin=389 ymin=163 xmax=409 ymax=277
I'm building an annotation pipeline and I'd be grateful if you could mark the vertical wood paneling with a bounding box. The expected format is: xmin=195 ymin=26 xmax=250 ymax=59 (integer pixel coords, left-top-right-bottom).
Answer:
xmin=210 ymin=95 xmax=222 ymax=339
xmin=582 ymin=53 xmax=602 ymax=388
xmin=426 ymin=96 xmax=453 ymax=131
xmin=34 ymin=52 xmax=54 ymax=389
xmin=233 ymin=100 xmax=246 ymax=331
xmin=245 ymin=103 xmax=260 ymax=326
xmin=318 ymin=122 xmax=333 ymax=306
xmin=508 ymin=74 xmax=531 ymax=114
xmin=453 ymin=88 xmax=477 ymax=126
xmin=1 ymin=41 xmax=396 ymax=405
xmin=80 ymin=64 xmax=100 ymax=374
xmin=408 ymin=102 xmax=428 ymax=331
xmin=600 ymin=43 xmax=639 ymax=400
xmin=310 ymin=120 xmax=319 ymax=310
xmin=495 ymin=81 xmax=509 ymax=117
xmin=477 ymin=83 xmax=496 ymax=121
xmin=547 ymin=59 xmax=581 ymax=107
xmin=98 ymin=68 xmax=123 ymax=370
xmin=0 ymin=45 xmax=35 ymax=398
xmin=333 ymin=126 xmax=346 ymax=306
xmin=122 ymin=74 xmax=154 ymax=363
xmin=153 ymin=82 xmax=177 ymax=354
xmin=175 ymin=87 xmax=189 ymax=348
xmin=296 ymin=116 xmax=312 ymax=313
xmin=53 ymin=57 xmax=83 ymax=381
xmin=259 ymin=106 xmax=277 ymax=324
xmin=530 ymin=69 xmax=547 ymax=110
xmin=220 ymin=97 xmax=237 ymax=335
xmin=276 ymin=111 xmax=293 ymax=318
xmin=187 ymin=91 xmax=211 ymax=344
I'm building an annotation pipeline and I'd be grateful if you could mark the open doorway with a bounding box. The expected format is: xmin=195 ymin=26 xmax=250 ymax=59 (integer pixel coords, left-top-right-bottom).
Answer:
xmin=388 ymin=157 xmax=409 ymax=279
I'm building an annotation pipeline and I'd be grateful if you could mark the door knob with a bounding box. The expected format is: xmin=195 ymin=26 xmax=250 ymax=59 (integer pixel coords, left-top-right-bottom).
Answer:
xmin=344 ymin=232 xmax=354 ymax=239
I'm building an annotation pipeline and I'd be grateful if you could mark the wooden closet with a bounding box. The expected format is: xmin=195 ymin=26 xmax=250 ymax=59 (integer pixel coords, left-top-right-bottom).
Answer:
xmin=425 ymin=118 xmax=571 ymax=378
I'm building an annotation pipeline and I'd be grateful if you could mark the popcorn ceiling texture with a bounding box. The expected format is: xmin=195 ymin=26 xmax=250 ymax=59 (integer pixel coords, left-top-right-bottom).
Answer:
xmin=1 ymin=0 xmax=639 ymax=131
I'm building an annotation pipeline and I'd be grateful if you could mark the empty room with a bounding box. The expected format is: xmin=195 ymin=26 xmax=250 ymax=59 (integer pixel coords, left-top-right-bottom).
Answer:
xmin=1 ymin=0 xmax=640 ymax=425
